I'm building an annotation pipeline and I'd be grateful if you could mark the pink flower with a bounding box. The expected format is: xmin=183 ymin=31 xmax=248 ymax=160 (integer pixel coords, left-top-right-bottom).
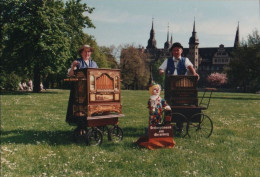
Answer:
xmin=207 ymin=72 xmax=227 ymax=86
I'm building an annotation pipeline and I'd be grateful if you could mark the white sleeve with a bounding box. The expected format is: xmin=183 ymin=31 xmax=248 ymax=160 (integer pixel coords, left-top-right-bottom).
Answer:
xmin=67 ymin=68 xmax=71 ymax=75
xmin=185 ymin=57 xmax=193 ymax=68
xmin=159 ymin=59 xmax=168 ymax=71
xmin=67 ymin=63 xmax=77 ymax=75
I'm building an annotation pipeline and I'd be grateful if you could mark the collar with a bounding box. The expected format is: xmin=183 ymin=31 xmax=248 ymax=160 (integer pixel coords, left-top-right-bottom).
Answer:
xmin=173 ymin=57 xmax=181 ymax=62
xmin=150 ymin=95 xmax=160 ymax=100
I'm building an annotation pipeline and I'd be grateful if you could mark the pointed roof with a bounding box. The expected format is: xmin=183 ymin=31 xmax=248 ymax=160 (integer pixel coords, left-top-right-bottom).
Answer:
xmin=234 ymin=22 xmax=240 ymax=48
xmin=164 ymin=23 xmax=170 ymax=49
xmin=147 ymin=18 xmax=157 ymax=49
xmin=189 ymin=19 xmax=199 ymax=45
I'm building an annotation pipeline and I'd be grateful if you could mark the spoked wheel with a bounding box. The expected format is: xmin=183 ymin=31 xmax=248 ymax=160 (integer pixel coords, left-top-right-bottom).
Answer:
xmin=172 ymin=113 xmax=189 ymax=138
xmin=73 ymin=126 xmax=88 ymax=144
xmin=109 ymin=126 xmax=123 ymax=142
xmin=188 ymin=113 xmax=213 ymax=138
xmin=86 ymin=128 xmax=103 ymax=146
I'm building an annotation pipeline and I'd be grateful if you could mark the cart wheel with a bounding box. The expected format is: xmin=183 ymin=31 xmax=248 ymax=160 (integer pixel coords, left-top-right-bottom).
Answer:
xmin=109 ymin=126 xmax=123 ymax=142
xmin=172 ymin=113 xmax=189 ymax=138
xmin=73 ymin=127 xmax=87 ymax=144
xmin=86 ymin=128 xmax=103 ymax=146
xmin=188 ymin=113 xmax=213 ymax=138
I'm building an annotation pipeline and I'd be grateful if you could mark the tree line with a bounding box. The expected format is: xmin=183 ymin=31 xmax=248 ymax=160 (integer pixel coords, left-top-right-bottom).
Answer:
xmin=120 ymin=31 xmax=260 ymax=92
xmin=1 ymin=0 xmax=259 ymax=93
xmin=0 ymin=0 xmax=118 ymax=92
xmin=225 ymin=30 xmax=260 ymax=92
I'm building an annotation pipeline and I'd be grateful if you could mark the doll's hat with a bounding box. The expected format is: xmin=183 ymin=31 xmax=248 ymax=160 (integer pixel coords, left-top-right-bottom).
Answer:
xmin=149 ymin=81 xmax=158 ymax=87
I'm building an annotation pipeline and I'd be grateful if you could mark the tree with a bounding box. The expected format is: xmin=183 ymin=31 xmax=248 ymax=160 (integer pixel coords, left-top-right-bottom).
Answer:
xmin=151 ymin=59 xmax=165 ymax=88
xmin=0 ymin=0 xmax=95 ymax=92
xmin=226 ymin=30 xmax=260 ymax=92
xmin=100 ymin=46 xmax=119 ymax=69
xmin=63 ymin=0 xmax=95 ymax=62
xmin=120 ymin=45 xmax=150 ymax=89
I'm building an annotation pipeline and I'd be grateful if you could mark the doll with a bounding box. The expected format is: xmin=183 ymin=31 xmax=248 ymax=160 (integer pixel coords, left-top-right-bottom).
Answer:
xmin=148 ymin=83 xmax=171 ymax=125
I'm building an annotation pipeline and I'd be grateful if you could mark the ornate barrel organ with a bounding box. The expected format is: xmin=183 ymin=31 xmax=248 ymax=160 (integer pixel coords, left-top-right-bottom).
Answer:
xmin=165 ymin=75 xmax=198 ymax=106
xmin=67 ymin=68 xmax=122 ymax=117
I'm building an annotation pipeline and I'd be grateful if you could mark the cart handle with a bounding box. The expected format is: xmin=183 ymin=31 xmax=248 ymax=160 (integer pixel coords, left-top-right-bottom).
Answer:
xmin=64 ymin=78 xmax=87 ymax=82
xmin=205 ymin=88 xmax=217 ymax=91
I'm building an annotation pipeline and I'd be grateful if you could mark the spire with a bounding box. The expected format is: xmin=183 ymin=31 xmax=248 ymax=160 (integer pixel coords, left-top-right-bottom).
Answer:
xmin=167 ymin=23 xmax=169 ymax=42
xmin=234 ymin=22 xmax=240 ymax=48
xmin=189 ymin=18 xmax=199 ymax=45
xmin=152 ymin=18 xmax=154 ymax=31
xmin=147 ymin=18 xmax=157 ymax=49
xmin=193 ymin=17 xmax=196 ymax=32
xmin=164 ymin=23 xmax=170 ymax=49
xmin=170 ymin=33 xmax=173 ymax=45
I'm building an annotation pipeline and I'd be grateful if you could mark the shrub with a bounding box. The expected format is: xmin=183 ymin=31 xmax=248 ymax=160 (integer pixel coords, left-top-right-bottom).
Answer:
xmin=4 ymin=72 xmax=21 ymax=91
xmin=0 ymin=72 xmax=7 ymax=90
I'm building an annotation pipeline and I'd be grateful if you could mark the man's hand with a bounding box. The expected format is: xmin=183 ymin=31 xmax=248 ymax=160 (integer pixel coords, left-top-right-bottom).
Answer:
xmin=194 ymin=73 xmax=200 ymax=80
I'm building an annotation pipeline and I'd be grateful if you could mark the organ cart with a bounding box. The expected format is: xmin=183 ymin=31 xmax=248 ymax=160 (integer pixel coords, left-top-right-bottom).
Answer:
xmin=65 ymin=68 xmax=124 ymax=146
xmin=165 ymin=75 xmax=216 ymax=138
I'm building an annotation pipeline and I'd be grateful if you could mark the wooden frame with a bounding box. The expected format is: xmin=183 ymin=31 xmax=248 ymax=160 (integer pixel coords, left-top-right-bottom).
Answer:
xmin=66 ymin=68 xmax=122 ymax=118
xmin=165 ymin=75 xmax=198 ymax=106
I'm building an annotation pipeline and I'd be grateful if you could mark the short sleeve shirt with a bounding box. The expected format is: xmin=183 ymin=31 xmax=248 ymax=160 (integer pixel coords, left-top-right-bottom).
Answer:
xmin=159 ymin=57 xmax=193 ymax=75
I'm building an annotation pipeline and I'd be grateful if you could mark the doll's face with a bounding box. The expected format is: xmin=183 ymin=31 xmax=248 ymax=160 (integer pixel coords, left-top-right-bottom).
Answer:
xmin=149 ymin=84 xmax=161 ymax=95
xmin=152 ymin=86 xmax=160 ymax=95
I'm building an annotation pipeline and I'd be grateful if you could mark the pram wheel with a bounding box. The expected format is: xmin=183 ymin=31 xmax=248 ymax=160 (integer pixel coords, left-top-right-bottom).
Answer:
xmin=109 ymin=126 xmax=123 ymax=142
xmin=188 ymin=113 xmax=213 ymax=138
xmin=86 ymin=128 xmax=103 ymax=146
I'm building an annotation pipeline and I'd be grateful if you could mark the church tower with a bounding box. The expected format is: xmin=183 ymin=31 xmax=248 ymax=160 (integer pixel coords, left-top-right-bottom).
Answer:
xmin=164 ymin=24 xmax=170 ymax=49
xmin=234 ymin=22 xmax=240 ymax=48
xmin=187 ymin=19 xmax=199 ymax=71
xmin=146 ymin=19 xmax=157 ymax=49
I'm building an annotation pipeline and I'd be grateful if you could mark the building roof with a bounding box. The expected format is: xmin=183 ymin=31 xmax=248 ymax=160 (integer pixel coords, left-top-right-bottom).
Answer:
xmin=182 ymin=46 xmax=234 ymax=64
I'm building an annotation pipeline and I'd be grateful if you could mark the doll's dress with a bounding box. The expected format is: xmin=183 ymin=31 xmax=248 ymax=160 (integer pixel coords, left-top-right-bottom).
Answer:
xmin=148 ymin=95 xmax=168 ymax=125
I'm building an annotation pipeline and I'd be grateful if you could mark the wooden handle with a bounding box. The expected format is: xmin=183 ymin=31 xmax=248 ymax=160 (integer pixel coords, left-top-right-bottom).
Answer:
xmin=205 ymin=88 xmax=217 ymax=91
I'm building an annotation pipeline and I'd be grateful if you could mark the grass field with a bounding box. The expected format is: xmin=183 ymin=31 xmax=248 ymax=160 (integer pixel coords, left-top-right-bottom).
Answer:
xmin=1 ymin=89 xmax=260 ymax=176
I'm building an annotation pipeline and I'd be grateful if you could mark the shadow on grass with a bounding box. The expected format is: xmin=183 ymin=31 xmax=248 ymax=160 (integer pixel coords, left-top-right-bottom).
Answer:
xmin=0 ymin=90 xmax=63 ymax=95
xmin=210 ymin=96 xmax=260 ymax=101
xmin=1 ymin=129 xmax=75 ymax=145
xmin=1 ymin=126 xmax=142 ymax=146
xmin=1 ymin=126 xmax=181 ymax=149
xmin=122 ymin=126 xmax=144 ymax=138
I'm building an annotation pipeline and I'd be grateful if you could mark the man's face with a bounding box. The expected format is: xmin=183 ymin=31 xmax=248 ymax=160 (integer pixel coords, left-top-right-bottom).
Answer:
xmin=171 ymin=47 xmax=183 ymax=59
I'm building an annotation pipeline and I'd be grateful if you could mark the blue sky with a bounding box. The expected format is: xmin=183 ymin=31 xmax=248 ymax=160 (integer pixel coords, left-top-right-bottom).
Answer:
xmin=84 ymin=0 xmax=260 ymax=48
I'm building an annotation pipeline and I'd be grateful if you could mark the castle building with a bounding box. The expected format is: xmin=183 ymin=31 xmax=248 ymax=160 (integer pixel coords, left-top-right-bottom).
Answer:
xmin=145 ymin=19 xmax=240 ymax=86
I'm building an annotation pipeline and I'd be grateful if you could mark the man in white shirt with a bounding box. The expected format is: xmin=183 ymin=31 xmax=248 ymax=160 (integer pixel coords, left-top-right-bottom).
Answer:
xmin=159 ymin=42 xmax=199 ymax=79
xmin=159 ymin=42 xmax=199 ymax=134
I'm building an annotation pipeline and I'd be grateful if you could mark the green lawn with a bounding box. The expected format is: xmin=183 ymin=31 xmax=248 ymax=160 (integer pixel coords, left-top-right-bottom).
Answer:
xmin=1 ymin=89 xmax=260 ymax=176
